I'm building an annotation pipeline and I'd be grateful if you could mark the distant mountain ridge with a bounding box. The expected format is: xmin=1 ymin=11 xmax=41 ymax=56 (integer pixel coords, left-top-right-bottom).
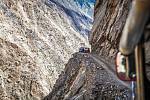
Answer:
xmin=74 ymin=0 xmax=95 ymax=17
xmin=47 ymin=0 xmax=95 ymax=38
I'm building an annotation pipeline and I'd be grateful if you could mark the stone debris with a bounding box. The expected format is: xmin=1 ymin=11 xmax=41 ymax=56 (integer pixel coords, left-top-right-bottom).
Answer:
xmin=44 ymin=53 xmax=131 ymax=100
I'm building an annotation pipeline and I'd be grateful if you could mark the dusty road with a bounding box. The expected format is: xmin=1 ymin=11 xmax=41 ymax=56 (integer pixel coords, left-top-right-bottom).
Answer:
xmin=89 ymin=54 xmax=131 ymax=88
xmin=45 ymin=52 xmax=131 ymax=100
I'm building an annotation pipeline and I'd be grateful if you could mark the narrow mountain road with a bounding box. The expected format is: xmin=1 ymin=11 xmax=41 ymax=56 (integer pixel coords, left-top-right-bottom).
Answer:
xmin=45 ymin=53 xmax=131 ymax=100
xmin=89 ymin=54 xmax=131 ymax=88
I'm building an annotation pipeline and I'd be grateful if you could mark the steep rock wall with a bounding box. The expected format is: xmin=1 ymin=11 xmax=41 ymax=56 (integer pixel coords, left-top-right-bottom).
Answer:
xmin=0 ymin=0 xmax=89 ymax=99
xmin=0 ymin=38 xmax=46 ymax=99
xmin=90 ymin=0 xmax=150 ymax=75
xmin=90 ymin=0 xmax=131 ymax=57
xmin=44 ymin=53 xmax=130 ymax=100
xmin=44 ymin=0 xmax=150 ymax=99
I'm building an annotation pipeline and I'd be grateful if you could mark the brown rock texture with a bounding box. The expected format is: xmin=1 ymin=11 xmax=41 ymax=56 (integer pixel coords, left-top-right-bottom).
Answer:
xmin=44 ymin=53 xmax=131 ymax=100
xmin=89 ymin=0 xmax=150 ymax=65
xmin=44 ymin=0 xmax=150 ymax=100
xmin=89 ymin=0 xmax=150 ymax=78
xmin=0 ymin=38 xmax=45 ymax=100
xmin=0 ymin=0 xmax=149 ymax=99
xmin=89 ymin=0 xmax=150 ymax=81
xmin=89 ymin=0 xmax=131 ymax=57
xmin=0 ymin=0 xmax=89 ymax=99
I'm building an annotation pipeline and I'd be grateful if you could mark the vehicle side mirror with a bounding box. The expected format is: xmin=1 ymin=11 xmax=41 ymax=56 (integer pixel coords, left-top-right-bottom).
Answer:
xmin=115 ymin=52 xmax=136 ymax=81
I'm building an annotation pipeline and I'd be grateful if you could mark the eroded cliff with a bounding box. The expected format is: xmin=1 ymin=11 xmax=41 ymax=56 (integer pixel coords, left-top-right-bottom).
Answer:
xmin=0 ymin=0 xmax=90 ymax=99
xmin=45 ymin=0 xmax=150 ymax=100
xmin=90 ymin=0 xmax=130 ymax=57
xmin=44 ymin=53 xmax=131 ymax=100
xmin=0 ymin=38 xmax=45 ymax=99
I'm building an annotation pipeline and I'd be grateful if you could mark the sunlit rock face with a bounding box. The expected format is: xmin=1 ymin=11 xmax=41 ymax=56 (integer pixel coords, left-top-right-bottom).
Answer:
xmin=0 ymin=0 xmax=90 ymax=99
xmin=0 ymin=38 xmax=46 ymax=100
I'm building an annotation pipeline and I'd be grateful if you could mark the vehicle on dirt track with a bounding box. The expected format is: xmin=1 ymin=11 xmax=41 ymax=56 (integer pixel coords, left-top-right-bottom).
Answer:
xmin=79 ymin=47 xmax=90 ymax=53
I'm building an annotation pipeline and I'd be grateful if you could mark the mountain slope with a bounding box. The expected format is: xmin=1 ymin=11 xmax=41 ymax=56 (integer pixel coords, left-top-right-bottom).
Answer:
xmin=47 ymin=0 xmax=94 ymax=37
xmin=74 ymin=0 xmax=95 ymax=17
xmin=44 ymin=0 xmax=148 ymax=99
xmin=0 ymin=0 xmax=91 ymax=99
xmin=0 ymin=38 xmax=45 ymax=100
xmin=44 ymin=53 xmax=130 ymax=100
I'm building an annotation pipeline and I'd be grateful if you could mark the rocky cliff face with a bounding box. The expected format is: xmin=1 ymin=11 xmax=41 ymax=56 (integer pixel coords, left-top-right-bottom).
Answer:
xmin=44 ymin=0 xmax=131 ymax=99
xmin=0 ymin=38 xmax=45 ymax=100
xmin=90 ymin=0 xmax=150 ymax=61
xmin=90 ymin=0 xmax=131 ymax=57
xmin=0 ymin=0 xmax=90 ymax=99
xmin=89 ymin=0 xmax=150 ymax=74
xmin=1 ymin=0 xmax=149 ymax=99
xmin=44 ymin=53 xmax=131 ymax=100
xmin=45 ymin=0 xmax=150 ymax=99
